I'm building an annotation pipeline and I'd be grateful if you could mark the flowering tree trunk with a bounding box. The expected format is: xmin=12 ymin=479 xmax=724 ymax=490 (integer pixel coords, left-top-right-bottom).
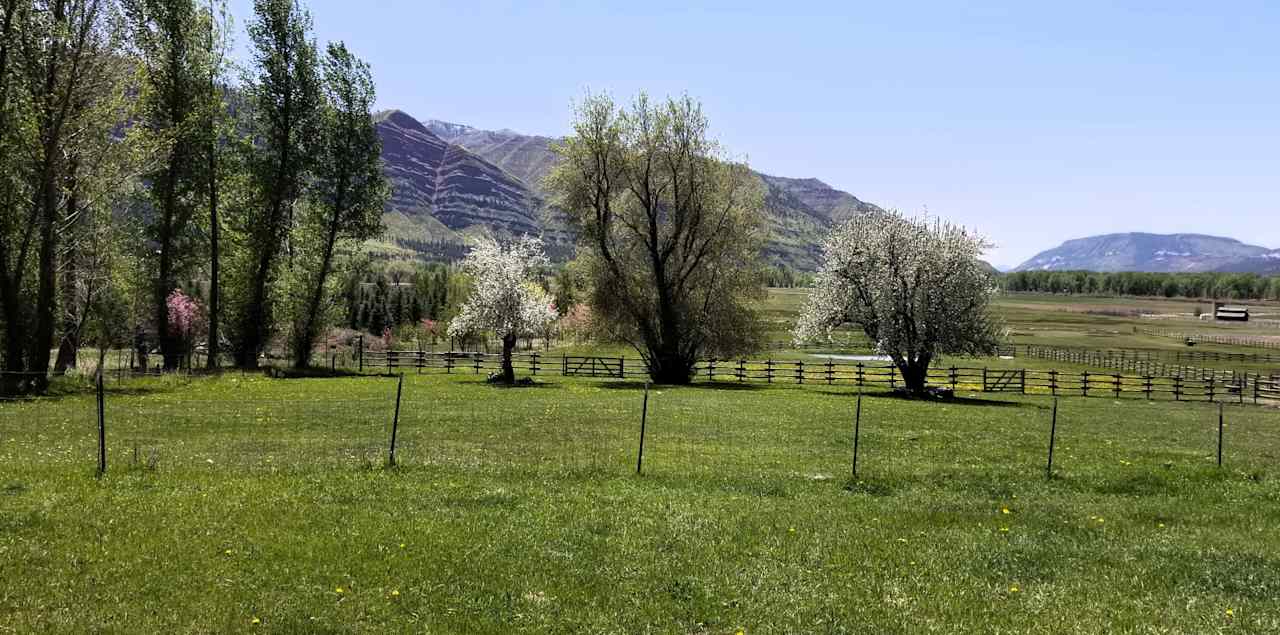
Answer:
xmin=500 ymin=333 xmax=517 ymax=384
xmin=895 ymin=353 xmax=933 ymax=394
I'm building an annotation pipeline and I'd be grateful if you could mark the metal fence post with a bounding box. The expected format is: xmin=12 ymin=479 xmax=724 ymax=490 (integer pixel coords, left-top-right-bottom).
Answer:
xmin=96 ymin=370 xmax=106 ymax=477
xmin=1217 ymin=403 xmax=1224 ymax=468
xmin=1046 ymin=397 xmax=1058 ymax=479
xmin=389 ymin=374 xmax=404 ymax=467
xmin=636 ymin=382 xmax=650 ymax=475
xmin=852 ymin=389 xmax=863 ymax=479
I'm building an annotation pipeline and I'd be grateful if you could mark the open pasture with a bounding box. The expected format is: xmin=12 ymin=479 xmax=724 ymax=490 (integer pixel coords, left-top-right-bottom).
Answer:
xmin=3 ymin=372 xmax=1280 ymax=632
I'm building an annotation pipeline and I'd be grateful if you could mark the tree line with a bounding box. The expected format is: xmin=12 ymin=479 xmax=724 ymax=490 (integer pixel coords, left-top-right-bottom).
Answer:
xmin=1000 ymin=270 xmax=1280 ymax=301
xmin=0 ymin=0 xmax=387 ymax=394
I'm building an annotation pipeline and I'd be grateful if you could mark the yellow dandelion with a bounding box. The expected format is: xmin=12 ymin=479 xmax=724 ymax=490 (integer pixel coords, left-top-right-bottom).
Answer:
xmin=391 ymin=589 xmax=400 ymax=597
xmin=335 ymin=587 xmax=345 ymax=595
xmin=1226 ymin=608 xmax=1234 ymax=617
xmin=224 ymin=549 xmax=233 ymax=556
xmin=999 ymin=527 xmax=1009 ymax=533
xmin=251 ymin=617 xmax=261 ymax=625
xmin=1009 ymin=585 xmax=1020 ymax=593
xmin=399 ymin=543 xmax=406 ymax=549
xmin=788 ymin=527 xmax=796 ymax=533
xmin=1001 ymin=507 xmax=1011 ymax=515
xmin=1158 ymin=523 xmax=1165 ymax=528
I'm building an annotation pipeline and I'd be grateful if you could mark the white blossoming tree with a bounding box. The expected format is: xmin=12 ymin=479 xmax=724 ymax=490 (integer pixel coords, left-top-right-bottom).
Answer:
xmin=447 ymin=237 xmax=558 ymax=384
xmin=794 ymin=211 xmax=1001 ymax=394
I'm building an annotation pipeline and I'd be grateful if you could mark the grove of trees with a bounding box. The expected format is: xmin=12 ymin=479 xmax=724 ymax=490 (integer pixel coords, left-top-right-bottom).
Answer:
xmin=1000 ymin=270 xmax=1280 ymax=301
xmin=0 ymin=0 xmax=387 ymax=394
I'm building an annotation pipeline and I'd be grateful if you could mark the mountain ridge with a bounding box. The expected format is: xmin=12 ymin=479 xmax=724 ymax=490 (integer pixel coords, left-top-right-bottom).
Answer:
xmin=374 ymin=111 xmax=885 ymax=270
xmin=1014 ymin=233 xmax=1274 ymax=273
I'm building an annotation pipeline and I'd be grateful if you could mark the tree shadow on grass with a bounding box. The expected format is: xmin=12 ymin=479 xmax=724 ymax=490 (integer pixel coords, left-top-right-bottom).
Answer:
xmin=483 ymin=381 xmax=557 ymax=389
xmin=811 ymin=389 xmax=1033 ymax=408
xmin=596 ymin=380 xmax=766 ymax=392
xmin=1 ymin=380 xmax=183 ymax=403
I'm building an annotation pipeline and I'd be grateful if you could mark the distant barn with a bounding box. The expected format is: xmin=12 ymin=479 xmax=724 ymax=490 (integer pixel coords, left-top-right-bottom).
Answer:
xmin=1214 ymin=303 xmax=1250 ymax=322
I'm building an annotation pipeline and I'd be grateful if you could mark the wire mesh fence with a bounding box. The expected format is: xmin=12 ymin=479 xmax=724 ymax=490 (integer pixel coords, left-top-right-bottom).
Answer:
xmin=4 ymin=372 xmax=1279 ymax=488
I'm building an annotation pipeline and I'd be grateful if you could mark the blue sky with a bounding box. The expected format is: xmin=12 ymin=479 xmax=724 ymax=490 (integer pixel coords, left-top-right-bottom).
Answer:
xmin=229 ymin=1 xmax=1280 ymax=268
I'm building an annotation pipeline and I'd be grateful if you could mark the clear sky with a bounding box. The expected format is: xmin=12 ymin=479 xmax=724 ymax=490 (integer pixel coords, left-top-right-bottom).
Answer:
xmin=228 ymin=0 xmax=1280 ymax=268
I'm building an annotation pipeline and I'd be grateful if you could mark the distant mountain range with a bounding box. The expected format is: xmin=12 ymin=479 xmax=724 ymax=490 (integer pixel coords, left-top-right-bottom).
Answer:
xmin=372 ymin=110 xmax=883 ymax=269
xmin=1013 ymin=233 xmax=1280 ymax=274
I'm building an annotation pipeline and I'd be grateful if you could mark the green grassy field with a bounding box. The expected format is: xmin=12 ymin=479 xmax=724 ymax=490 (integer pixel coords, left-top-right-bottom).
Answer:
xmin=4 ymin=372 xmax=1280 ymax=633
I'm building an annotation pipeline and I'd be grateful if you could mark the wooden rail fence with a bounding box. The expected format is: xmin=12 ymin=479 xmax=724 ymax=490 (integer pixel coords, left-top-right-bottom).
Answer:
xmin=360 ymin=352 xmax=1280 ymax=406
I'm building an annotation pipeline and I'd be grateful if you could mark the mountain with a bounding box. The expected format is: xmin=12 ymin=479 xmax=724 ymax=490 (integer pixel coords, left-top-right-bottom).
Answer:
xmin=424 ymin=120 xmax=560 ymax=191
xmin=1013 ymin=233 xmax=1272 ymax=273
xmin=371 ymin=110 xmax=574 ymax=261
xmin=1214 ymin=250 xmax=1280 ymax=275
xmin=375 ymin=112 xmax=884 ymax=269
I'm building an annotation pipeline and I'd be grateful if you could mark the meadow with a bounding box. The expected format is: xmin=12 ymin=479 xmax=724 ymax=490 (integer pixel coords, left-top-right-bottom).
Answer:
xmin=4 ymin=374 xmax=1280 ymax=632
xmin=4 ymin=291 xmax=1280 ymax=632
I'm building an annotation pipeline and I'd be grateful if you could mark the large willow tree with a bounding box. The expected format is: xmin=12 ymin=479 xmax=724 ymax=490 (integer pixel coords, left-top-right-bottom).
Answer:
xmin=549 ymin=93 xmax=766 ymax=384
xmin=795 ymin=211 xmax=1001 ymax=393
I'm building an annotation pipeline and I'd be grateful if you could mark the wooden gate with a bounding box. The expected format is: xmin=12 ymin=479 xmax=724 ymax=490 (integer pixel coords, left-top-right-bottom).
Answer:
xmin=562 ymin=356 xmax=626 ymax=378
xmin=983 ymin=369 xmax=1025 ymax=393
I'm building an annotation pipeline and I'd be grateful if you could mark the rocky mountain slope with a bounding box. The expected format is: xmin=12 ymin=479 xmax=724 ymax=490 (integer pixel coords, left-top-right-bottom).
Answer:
xmin=375 ymin=111 xmax=883 ymax=269
xmin=1013 ymin=233 xmax=1273 ymax=273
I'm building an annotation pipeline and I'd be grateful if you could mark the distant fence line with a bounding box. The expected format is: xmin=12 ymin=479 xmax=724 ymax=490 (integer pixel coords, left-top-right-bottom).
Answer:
xmin=1016 ymin=345 xmax=1279 ymax=386
xmin=1137 ymin=328 xmax=1280 ymax=351
xmin=354 ymin=351 xmax=1280 ymax=406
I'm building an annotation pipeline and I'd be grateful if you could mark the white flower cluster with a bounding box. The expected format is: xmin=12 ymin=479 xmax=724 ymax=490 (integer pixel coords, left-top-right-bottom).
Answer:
xmin=794 ymin=211 xmax=999 ymax=366
xmin=447 ymin=236 xmax=558 ymax=340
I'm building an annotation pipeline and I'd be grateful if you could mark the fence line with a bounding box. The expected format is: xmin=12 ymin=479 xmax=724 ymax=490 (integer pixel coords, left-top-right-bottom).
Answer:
xmin=351 ymin=351 xmax=1280 ymax=407
xmin=1137 ymin=327 xmax=1280 ymax=351
xmin=1016 ymin=344 xmax=1278 ymax=387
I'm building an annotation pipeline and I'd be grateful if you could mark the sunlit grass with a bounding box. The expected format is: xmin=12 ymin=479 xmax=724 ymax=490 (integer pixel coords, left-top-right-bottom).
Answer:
xmin=3 ymin=372 xmax=1279 ymax=632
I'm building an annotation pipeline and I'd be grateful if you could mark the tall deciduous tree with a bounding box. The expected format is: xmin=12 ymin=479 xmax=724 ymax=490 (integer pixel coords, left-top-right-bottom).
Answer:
xmin=446 ymin=237 xmax=556 ymax=384
xmin=548 ymin=93 xmax=767 ymax=384
xmin=794 ymin=211 xmax=1002 ymax=393
xmin=0 ymin=0 xmax=123 ymax=393
xmin=124 ymin=0 xmax=221 ymax=371
xmin=229 ymin=0 xmax=319 ymax=368
xmin=203 ymin=0 xmax=228 ymax=369
xmin=287 ymin=41 xmax=386 ymax=368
